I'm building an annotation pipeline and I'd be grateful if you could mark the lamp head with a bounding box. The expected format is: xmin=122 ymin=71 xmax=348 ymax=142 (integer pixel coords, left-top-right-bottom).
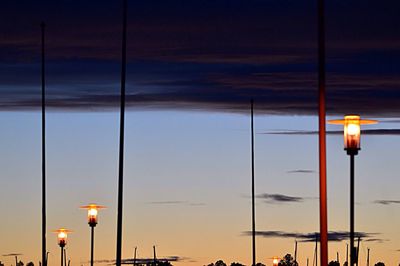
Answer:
xmin=54 ymin=229 xmax=71 ymax=248
xmin=328 ymin=115 xmax=377 ymax=156
xmin=80 ymin=204 xmax=106 ymax=227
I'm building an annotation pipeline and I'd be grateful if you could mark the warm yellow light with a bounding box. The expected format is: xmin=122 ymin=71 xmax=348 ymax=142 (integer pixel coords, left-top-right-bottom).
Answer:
xmin=273 ymin=258 xmax=279 ymax=265
xmin=54 ymin=228 xmax=71 ymax=247
xmin=80 ymin=204 xmax=106 ymax=227
xmin=328 ymin=115 xmax=377 ymax=155
xmin=58 ymin=231 xmax=67 ymax=240
xmin=88 ymin=208 xmax=98 ymax=217
xmin=346 ymin=123 xmax=360 ymax=136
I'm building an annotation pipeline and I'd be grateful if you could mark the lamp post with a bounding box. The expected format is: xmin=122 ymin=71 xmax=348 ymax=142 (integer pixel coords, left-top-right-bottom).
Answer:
xmin=329 ymin=115 xmax=377 ymax=266
xmin=54 ymin=229 xmax=71 ymax=266
xmin=81 ymin=204 xmax=106 ymax=266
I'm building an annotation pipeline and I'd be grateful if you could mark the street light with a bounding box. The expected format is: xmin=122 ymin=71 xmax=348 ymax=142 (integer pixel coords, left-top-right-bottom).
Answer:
xmin=54 ymin=229 xmax=71 ymax=266
xmin=329 ymin=115 xmax=377 ymax=266
xmin=268 ymin=256 xmax=281 ymax=266
xmin=80 ymin=204 xmax=106 ymax=266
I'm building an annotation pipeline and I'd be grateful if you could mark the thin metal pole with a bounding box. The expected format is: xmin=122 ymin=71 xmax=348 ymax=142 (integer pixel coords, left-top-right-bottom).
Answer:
xmin=133 ymin=247 xmax=137 ymax=266
xmin=91 ymin=226 xmax=95 ymax=266
xmin=294 ymin=240 xmax=298 ymax=263
xmin=116 ymin=0 xmax=127 ymax=265
xmin=64 ymin=248 xmax=67 ymax=266
xmin=356 ymin=236 xmax=360 ymax=266
xmin=317 ymin=0 xmax=328 ymax=265
xmin=250 ymin=99 xmax=256 ymax=266
xmin=153 ymin=245 xmax=156 ymax=264
xmin=367 ymin=248 xmax=370 ymax=266
xmin=40 ymin=21 xmax=47 ymax=266
xmin=350 ymin=154 xmax=355 ymax=266
xmin=61 ymin=247 xmax=64 ymax=266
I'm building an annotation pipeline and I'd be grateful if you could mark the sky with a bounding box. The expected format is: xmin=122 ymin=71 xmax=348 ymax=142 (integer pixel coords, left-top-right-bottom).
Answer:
xmin=1 ymin=0 xmax=400 ymax=265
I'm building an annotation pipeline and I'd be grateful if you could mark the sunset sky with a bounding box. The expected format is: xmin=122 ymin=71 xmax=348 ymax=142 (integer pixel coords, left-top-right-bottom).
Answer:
xmin=1 ymin=1 xmax=400 ymax=265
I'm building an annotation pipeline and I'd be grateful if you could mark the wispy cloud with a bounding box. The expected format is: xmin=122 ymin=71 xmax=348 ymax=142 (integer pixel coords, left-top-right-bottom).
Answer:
xmin=146 ymin=201 xmax=187 ymax=205
xmin=242 ymin=230 xmax=382 ymax=242
xmin=286 ymin=169 xmax=315 ymax=174
xmin=373 ymin=200 xmax=400 ymax=205
xmin=146 ymin=200 xmax=206 ymax=206
xmin=93 ymin=256 xmax=183 ymax=265
xmin=263 ymin=129 xmax=400 ymax=136
xmin=257 ymin=193 xmax=304 ymax=204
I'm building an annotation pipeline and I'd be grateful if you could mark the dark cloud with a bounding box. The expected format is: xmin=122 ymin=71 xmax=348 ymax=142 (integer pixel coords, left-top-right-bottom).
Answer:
xmin=146 ymin=201 xmax=187 ymax=205
xmin=243 ymin=230 xmax=382 ymax=242
xmin=263 ymin=129 xmax=400 ymax=136
xmin=2 ymin=253 xmax=23 ymax=257
xmin=287 ymin=169 xmax=315 ymax=174
xmin=146 ymin=200 xmax=205 ymax=206
xmin=257 ymin=193 xmax=304 ymax=204
xmin=93 ymin=256 xmax=183 ymax=265
xmin=1 ymin=1 xmax=400 ymax=115
xmin=373 ymin=200 xmax=400 ymax=205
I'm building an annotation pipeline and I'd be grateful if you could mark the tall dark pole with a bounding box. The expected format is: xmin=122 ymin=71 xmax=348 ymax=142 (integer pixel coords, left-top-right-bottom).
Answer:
xmin=350 ymin=154 xmax=355 ymax=266
xmin=40 ymin=21 xmax=47 ymax=266
xmin=317 ymin=0 xmax=328 ymax=265
xmin=116 ymin=0 xmax=127 ymax=265
xmin=250 ymin=99 xmax=256 ymax=266
xmin=90 ymin=226 xmax=95 ymax=266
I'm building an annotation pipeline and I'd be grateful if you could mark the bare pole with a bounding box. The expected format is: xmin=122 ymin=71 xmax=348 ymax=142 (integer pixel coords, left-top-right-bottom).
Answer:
xmin=250 ymin=99 xmax=256 ymax=266
xmin=317 ymin=0 xmax=328 ymax=264
xmin=153 ymin=246 xmax=157 ymax=264
xmin=294 ymin=240 xmax=298 ymax=263
xmin=115 ymin=0 xmax=127 ymax=265
xmin=40 ymin=21 xmax=47 ymax=266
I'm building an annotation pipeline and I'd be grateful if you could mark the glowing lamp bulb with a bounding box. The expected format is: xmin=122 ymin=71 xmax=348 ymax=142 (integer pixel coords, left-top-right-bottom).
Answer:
xmin=88 ymin=207 xmax=98 ymax=226
xmin=329 ymin=114 xmax=377 ymax=155
xmin=346 ymin=123 xmax=360 ymax=136
xmin=55 ymin=229 xmax=69 ymax=247
xmin=273 ymin=258 xmax=279 ymax=265
xmin=81 ymin=204 xmax=105 ymax=227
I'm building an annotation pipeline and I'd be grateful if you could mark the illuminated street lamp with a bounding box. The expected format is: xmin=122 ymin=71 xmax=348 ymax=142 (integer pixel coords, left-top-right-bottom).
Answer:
xmin=329 ymin=115 xmax=377 ymax=266
xmin=80 ymin=204 xmax=106 ymax=266
xmin=267 ymin=256 xmax=281 ymax=266
xmin=54 ymin=229 xmax=71 ymax=266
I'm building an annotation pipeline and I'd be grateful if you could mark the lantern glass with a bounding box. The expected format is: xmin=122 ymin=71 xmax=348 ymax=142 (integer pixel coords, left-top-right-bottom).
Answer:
xmin=344 ymin=115 xmax=361 ymax=151
xmin=88 ymin=207 xmax=98 ymax=225
xmin=57 ymin=231 xmax=67 ymax=246
xmin=273 ymin=258 xmax=279 ymax=266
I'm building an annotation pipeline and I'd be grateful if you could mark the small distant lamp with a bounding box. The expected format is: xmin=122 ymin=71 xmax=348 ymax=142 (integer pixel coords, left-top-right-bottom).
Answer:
xmin=273 ymin=257 xmax=279 ymax=266
xmin=80 ymin=204 xmax=106 ymax=266
xmin=54 ymin=228 xmax=71 ymax=266
xmin=329 ymin=115 xmax=377 ymax=266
